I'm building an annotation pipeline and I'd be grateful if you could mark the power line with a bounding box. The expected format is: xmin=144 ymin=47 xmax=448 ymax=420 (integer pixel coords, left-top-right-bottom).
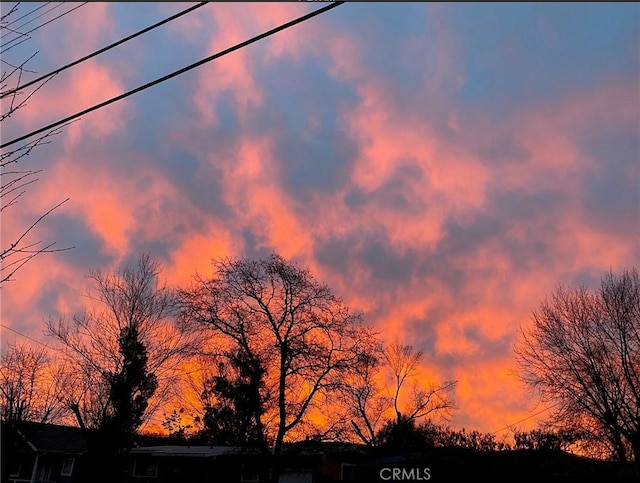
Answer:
xmin=1 ymin=2 xmax=209 ymax=99
xmin=1 ymin=1 xmax=345 ymax=150
xmin=2 ymin=2 xmax=52 ymax=29
xmin=1 ymin=3 xmax=88 ymax=54
xmin=0 ymin=2 xmax=63 ymax=40
xmin=0 ymin=322 xmax=59 ymax=351
xmin=490 ymin=402 xmax=560 ymax=435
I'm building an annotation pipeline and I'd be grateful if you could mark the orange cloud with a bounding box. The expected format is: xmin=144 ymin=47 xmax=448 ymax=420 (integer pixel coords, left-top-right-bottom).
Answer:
xmin=2 ymin=3 xmax=637 ymax=442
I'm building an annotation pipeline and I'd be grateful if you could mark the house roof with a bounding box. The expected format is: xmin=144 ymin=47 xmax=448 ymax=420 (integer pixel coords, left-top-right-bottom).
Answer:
xmin=10 ymin=421 xmax=88 ymax=455
xmin=282 ymin=441 xmax=369 ymax=456
xmin=130 ymin=445 xmax=262 ymax=458
xmin=130 ymin=442 xmax=369 ymax=459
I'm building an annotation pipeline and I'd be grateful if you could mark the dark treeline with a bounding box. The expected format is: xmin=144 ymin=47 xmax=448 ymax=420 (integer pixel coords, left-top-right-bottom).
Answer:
xmin=1 ymin=254 xmax=639 ymax=481
xmin=0 ymin=253 xmax=454 ymax=482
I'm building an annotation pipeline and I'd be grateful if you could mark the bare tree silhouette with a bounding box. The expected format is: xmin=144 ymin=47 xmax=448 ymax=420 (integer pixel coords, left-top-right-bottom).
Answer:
xmin=1 ymin=3 xmax=74 ymax=285
xmin=0 ymin=341 xmax=67 ymax=424
xmin=343 ymin=339 xmax=456 ymax=446
xmin=47 ymin=254 xmax=194 ymax=436
xmin=178 ymin=253 xmax=379 ymax=459
xmin=516 ymin=267 xmax=640 ymax=467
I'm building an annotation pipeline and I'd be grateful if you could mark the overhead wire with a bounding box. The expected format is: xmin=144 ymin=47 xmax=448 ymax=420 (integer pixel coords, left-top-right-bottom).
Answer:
xmin=1 ymin=2 xmax=209 ymax=99
xmin=0 ymin=2 xmax=64 ymax=39
xmin=0 ymin=1 xmax=64 ymax=41
xmin=490 ymin=401 xmax=560 ymax=435
xmin=0 ymin=322 xmax=61 ymax=351
xmin=0 ymin=1 xmax=345 ymax=150
xmin=1 ymin=3 xmax=561 ymax=439
xmin=1 ymin=3 xmax=88 ymax=54
xmin=1 ymin=2 xmax=52 ymax=29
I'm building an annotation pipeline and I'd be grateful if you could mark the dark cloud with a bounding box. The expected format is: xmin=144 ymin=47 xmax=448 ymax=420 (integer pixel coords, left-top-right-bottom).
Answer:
xmin=314 ymin=233 xmax=354 ymax=274
xmin=406 ymin=314 xmax=443 ymax=354
xmin=34 ymin=283 xmax=71 ymax=324
xmin=463 ymin=325 xmax=513 ymax=357
xmin=488 ymin=188 xmax=569 ymax=273
xmin=236 ymin=226 xmax=281 ymax=262
xmin=250 ymin=52 xmax=360 ymax=200
xmin=489 ymin=187 xmax=568 ymax=232
xmin=345 ymin=162 xmax=428 ymax=215
xmin=30 ymin=213 xmax=113 ymax=320
xmin=40 ymin=212 xmax=112 ymax=271
xmin=438 ymin=214 xmax=503 ymax=259
xmin=581 ymin=126 xmax=640 ymax=236
xmin=361 ymin=235 xmax=418 ymax=284
xmin=563 ymin=266 xmax=604 ymax=290
xmin=126 ymin=232 xmax=178 ymax=266
xmin=315 ymin=225 xmax=421 ymax=287
xmin=475 ymin=127 xmax=532 ymax=166
xmin=344 ymin=4 xmax=431 ymax=89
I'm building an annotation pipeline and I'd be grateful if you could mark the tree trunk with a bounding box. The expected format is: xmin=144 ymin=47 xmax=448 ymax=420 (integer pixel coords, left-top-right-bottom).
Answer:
xmin=610 ymin=430 xmax=628 ymax=462
xmin=271 ymin=347 xmax=288 ymax=483
xmin=248 ymin=364 xmax=267 ymax=452
xmin=70 ymin=403 xmax=86 ymax=430
xmin=631 ymin=435 xmax=640 ymax=479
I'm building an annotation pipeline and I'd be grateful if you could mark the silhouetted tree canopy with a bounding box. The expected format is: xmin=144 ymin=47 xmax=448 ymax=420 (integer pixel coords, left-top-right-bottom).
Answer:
xmin=376 ymin=414 xmax=435 ymax=453
xmin=515 ymin=267 xmax=640 ymax=466
xmin=104 ymin=325 xmax=158 ymax=441
xmin=199 ymin=350 xmax=269 ymax=447
xmin=178 ymin=253 xmax=379 ymax=457
xmin=47 ymin=254 xmax=192 ymax=437
xmin=342 ymin=339 xmax=456 ymax=446
xmin=0 ymin=341 xmax=66 ymax=424
xmin=512 ymin=428 xmax=582 ymax=452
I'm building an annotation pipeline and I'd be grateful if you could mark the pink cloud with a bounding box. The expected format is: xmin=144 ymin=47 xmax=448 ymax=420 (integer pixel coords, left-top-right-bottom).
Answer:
xmin=2 ymin=3 xmax=637 ymax=441
xmin=3 ymin=4 xmax=127 ymax=143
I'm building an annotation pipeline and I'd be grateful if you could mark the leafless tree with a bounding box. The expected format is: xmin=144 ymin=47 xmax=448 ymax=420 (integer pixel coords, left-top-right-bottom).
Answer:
xmin=515 ymin=267 xmax=640 ymax=466
xmin=384 ymin=340 xmax=456 ymax=424
xmin=178 ymin=253 xmax=379 ymax=456
xmin=337 ymin=349 xmax=388 ymax=446
xmin=343 ymin=339 xmax=456 ymax=445
xmin=0 ymin=3 xmax=74 ymax=285
xmin=47 ymin=254 xmax=195 ymax=433
xmin=0 ymin=341 xmax=67 ymax=423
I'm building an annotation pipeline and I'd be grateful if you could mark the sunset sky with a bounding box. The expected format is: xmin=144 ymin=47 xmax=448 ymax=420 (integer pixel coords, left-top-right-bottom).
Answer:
xmin=2 ymin=2 xmax=639 ymax=438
